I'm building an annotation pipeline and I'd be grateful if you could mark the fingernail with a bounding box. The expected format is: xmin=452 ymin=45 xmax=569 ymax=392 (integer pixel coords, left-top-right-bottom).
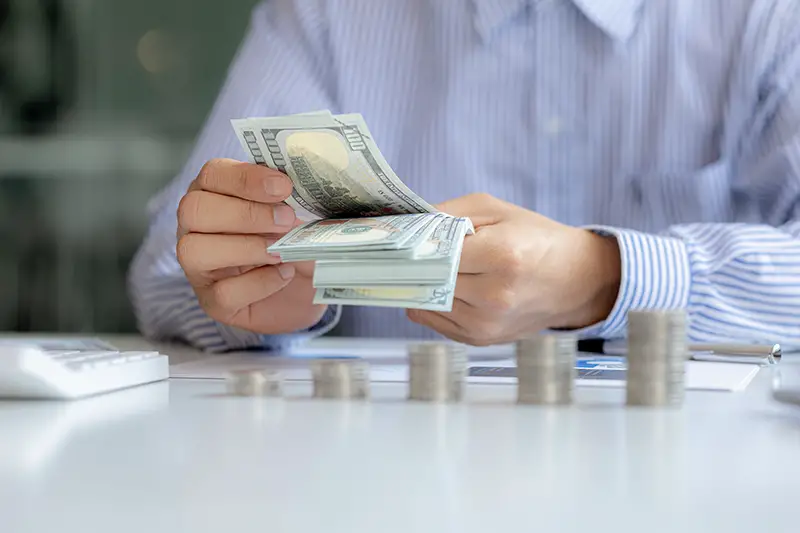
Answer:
xmin=265 ymin=177 xmax=287 ymax=196
xmin=266 ymin=243 xmax=281 ymax=258
xmin=278 ymin=263 xmax=295 ymax=280
xmin=273 ymin=205 xmax=295 ymax=227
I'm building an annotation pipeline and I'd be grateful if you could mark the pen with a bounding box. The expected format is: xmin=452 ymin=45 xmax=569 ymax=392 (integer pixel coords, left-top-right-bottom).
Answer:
xmin=577 ymin=339 xmax=782 ymax=365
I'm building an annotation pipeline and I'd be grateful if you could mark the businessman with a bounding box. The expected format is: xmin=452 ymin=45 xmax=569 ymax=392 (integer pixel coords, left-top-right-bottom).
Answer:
xmin=129 ymin=0 xmax=800 ymax=352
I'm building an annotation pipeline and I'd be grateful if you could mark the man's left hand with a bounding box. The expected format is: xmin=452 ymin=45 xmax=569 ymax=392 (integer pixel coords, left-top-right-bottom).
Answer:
xmin=406 ymin=193 xmax=622 ymax=345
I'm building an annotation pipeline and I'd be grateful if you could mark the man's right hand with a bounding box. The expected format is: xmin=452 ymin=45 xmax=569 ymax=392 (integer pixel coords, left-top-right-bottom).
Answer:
xmin=176 ymin=158 xmax=328 ymax=335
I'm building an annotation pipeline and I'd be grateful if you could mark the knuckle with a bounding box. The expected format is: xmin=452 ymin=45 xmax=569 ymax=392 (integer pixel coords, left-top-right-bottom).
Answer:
xmin=198 ymin=158 xmax=257 ymax=199
xmin=467 ymin=192 xmax=497 ymax=207
xmin=245 ymin=235 xmax=270 ymax=258
xmin=228 ymin=163 xmax=251 ymax=198
xmin=196 ymin=159 xmax=221 ymax=189
xmin=175 ymin=234 xmax=198 ymax=268
xmin=484 ymin=287 xmax=516 ymax=312
xmin=177 ymin=191 xmax=203 ymax=229
xmin=209 ymin=281 xmax=238 ymax=313
xmin=241 ymin=199 xmax=263 ymax=227
xmin=499 ymin=246 xmax=525 ymax=276
xmin=199 ymin=295 xmax=230 ymax=324
xmin=195 ymin=289 xmax=217 ymax=314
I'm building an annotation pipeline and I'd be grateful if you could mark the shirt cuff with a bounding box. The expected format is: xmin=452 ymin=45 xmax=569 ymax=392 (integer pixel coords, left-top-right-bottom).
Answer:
xmin=568 ymin=226 xmax=692 ymax=340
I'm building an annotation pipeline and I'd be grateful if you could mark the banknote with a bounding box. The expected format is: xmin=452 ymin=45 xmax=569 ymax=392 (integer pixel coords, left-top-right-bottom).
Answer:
xmin=268 ymin=213 xmax=441 ymax=259
xmin=314 ymin=215 xmax=470 ymax=311
xmin=406 ymin=214 xmax=471 ymax=261
xmin=231 ymin=111 xmax=471 ymax=311
xmin=284 ymin=213 xmax=455 ymax=261
xmin=313 ymin=285 xmax=455 ymax=311
xmin=312 ymin=216 xmax=471 ymax=286
xmin=231 ymin=111 xmax=437 ymax=221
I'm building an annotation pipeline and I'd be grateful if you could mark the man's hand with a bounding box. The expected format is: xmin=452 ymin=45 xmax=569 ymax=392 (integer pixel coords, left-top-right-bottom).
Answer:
xmin=176 ymin=158 xmax=327 ymax=334
xmin=407 ymin=193 xmax=621 ymax=345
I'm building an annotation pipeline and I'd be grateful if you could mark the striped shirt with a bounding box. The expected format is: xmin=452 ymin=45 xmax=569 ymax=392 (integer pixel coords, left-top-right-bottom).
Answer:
xmin=128 ymin=0 xmax=800 ymax=352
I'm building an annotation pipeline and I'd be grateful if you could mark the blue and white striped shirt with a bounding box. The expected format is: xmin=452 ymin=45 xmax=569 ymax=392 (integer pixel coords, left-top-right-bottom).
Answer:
xmin=128 ymin=0 xmax=800 ymax=352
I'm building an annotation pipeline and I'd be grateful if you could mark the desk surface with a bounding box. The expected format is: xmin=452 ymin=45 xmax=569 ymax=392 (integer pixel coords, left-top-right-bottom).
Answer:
xmin=1 ymin=334 xmax=799 ymax=533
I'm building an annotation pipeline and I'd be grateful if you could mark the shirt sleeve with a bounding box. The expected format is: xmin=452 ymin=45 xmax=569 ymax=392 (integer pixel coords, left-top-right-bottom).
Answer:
xmin=579 ymin=2 xmax=800 ymax=346
xmin=127 ymin=0 xmax=342 ymax=352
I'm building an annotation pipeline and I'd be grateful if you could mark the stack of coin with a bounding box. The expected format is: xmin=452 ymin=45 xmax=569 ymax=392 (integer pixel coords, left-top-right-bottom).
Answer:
xmin=626 ymin=309 xmax=688 ymax=406
xmin=515 ymin=333 xmax=576 ymax=405
xmin=311 ymin=358 xmax=370 ymax=399
xmin=407 ymin=342 xmax=468 ymax=402
xmin=225 ymin=368 xmax=283 ymax=397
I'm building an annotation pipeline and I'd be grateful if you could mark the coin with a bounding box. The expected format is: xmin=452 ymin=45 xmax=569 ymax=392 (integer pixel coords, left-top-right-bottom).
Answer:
xmin=515 ymin=333 xmax=576 ymax=405
xmin=407 ymin=342 xmax=468 ymax=402
xmin=225 ymin=368 xmax=283 ymax=397
xmin=311 ymin=358 xmax=370 ymax=399
xmin=626 ymin=310 xmax=688 ymax=407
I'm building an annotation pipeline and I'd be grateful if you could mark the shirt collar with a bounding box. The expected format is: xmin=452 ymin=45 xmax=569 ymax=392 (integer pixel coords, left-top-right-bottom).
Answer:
xmin=472 ymin=0 xmax=644 ymax=42
xmin=571 ymin=0 xmax=645 ymax=41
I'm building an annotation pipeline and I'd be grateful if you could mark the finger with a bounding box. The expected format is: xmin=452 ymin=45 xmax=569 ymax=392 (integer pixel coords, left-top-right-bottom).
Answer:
xmin=191 ymin=158 xmax=293 ymax=203
xmin=453 ymin=273 xmax=516 ymax=311
xmin=409 ymin=298 xmax=509 ymax=346
xmin=292 ymin=259 xmax=316 ymax=279
xmin=205 ymin=265 xmax=262 ymax=283
xmin=177 ymin=233 xmax=282 ymax=275
xmin=178 ymin=191 xmax=296 ymax=234
xmin=406 ymin=308 xmax=469 ymax=341
xmin=199 ymin=264 xmax=296 ymax=319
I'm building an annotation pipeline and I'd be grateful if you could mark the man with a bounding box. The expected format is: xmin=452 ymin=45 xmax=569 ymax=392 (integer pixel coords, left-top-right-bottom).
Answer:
xmin=128 ymin=0 xmax=800 ymax=352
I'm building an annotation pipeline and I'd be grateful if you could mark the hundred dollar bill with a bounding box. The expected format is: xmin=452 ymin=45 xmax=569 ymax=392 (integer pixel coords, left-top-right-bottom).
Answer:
xmin=313 ymin=285 xmax=455 ymax=312
xmin=269 ymin=213 xmax=440 ymax=260
xmin=232 ymin=111 xmax=474 ymax=310
xmin=231 ymin=111 xmax=438 ymax=221
xmin=406 ymin=215 xmax=471 ymax=261
xmin=313 ymin=216 xmax=471 ymax=285
xmin=313 ymin=216 xmax=470 ymax=311
xmin=290 ymin=213 xmax=469 ymax=262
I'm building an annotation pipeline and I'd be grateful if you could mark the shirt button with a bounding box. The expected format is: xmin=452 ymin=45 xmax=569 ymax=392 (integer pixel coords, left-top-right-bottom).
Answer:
xmin=631 ymin=179 xmax=644 ymax=204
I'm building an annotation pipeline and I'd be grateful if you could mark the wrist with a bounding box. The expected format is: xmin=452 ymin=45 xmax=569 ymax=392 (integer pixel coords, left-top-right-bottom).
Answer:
xmin=578 ymin=226 xmax=691 ymax=339
xmin=560 ymin=229 xmax=621 ymax=329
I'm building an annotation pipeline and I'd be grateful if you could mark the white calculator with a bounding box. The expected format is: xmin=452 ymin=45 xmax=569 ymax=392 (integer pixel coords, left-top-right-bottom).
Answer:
xmin=0 ymin=338 xmax=169 ymax=399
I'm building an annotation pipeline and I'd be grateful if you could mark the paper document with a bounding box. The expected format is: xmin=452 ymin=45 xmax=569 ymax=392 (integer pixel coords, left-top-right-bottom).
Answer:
xmin=465 ymin=358 xmax=759 ymax=392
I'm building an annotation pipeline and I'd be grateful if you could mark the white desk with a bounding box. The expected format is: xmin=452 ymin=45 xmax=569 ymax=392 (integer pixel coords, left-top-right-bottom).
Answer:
xmin=1 ymin=334 xmax=799 ymax=533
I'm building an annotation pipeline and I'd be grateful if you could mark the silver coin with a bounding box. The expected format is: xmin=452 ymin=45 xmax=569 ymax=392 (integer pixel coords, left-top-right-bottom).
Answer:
xmin=311 ymin=359 xmax=370 ymax=399
xmin=225 ymin=369 xmax=283 ymax=397
xmin=516 ymin=333 xmax=576 ymax=358
xmin=515 ymin=333 xmax=576 ymax=405
xmin=625 ymin=310 xmax=687 ymax=406
xmin=407 ymin=342 xmax=468 ymax=402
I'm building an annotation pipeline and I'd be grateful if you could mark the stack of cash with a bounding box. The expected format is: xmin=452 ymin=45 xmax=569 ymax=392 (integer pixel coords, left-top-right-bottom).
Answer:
xmin=231 ymin=111 xmax=473 ymax=311
xmin=626 ymin=310 xmax=689 ymax=406
xmin=407 ymin=342 xmax=468 ymax=402
xmin=515 ymin=333 xmax=577 ymax=405
xmin=310 ymin=358 xmax=370 ymax=399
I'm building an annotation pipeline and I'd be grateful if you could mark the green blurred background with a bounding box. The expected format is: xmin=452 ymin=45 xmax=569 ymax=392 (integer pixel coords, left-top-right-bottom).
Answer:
xmin=0 ymin=0 xmax=260 ymax=332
